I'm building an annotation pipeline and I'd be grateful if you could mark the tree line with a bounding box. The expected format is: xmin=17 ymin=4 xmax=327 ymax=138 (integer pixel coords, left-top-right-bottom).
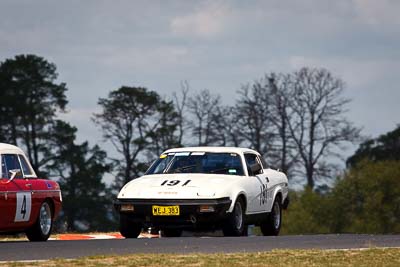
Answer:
xmin=2 ymin=54 xmax=397 ymax=233
xmin=282 ymin=126 xmax=400 ymax=234
xmin=93 ymin=67 xmax=360 ymax=192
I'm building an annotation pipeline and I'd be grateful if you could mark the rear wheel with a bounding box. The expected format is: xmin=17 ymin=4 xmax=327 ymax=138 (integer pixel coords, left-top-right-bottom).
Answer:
xmin=26 ymin=201 xmax=53 ymax=242
xmin=260 ymin=196 xmax=282 ymax=236
xmin=162 ymin=228 xmax=183 ymax=237
xmin=119 ymin=214 xmax=142 ymax=238
xmin=223 ymin=198 xmax=246 ymax=236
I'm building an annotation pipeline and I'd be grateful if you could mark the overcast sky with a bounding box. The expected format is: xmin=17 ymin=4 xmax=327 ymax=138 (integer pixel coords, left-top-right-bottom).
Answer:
xmin=1 ymin=0 xmax=399 ymax=152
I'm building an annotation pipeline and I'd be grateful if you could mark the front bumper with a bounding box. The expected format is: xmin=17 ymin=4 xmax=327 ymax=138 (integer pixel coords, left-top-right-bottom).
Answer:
xmin=114 ymin=197 xmax=232 ymax=229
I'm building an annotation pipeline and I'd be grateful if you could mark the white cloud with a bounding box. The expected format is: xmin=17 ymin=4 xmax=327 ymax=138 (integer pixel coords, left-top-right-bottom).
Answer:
xmin=1 ymin=0 xmax=400 ymax=142
xmin=287 ymin=55 xmax=400 ymax=90
xmin=170 ymin=1 xmax=231 ymax=38
xmin=285 ymin=54 xmax=400 ymax=136
xmin=100 ymin=45 xmax=191 ymax=71
xmin=353 ymin=0 xmax=400 ymax=29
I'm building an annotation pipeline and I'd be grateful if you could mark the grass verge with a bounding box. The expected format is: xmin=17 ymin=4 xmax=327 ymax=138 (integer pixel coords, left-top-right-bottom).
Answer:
xmin=1 ymin=248 xmax=399 ymax=267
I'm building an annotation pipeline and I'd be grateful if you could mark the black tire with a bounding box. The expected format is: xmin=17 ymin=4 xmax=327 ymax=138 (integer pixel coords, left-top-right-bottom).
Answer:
xmin=260 ymin=196 xmax=282 ymax=236
xmin=222 ymin=198 xmax=246 ymax=236
xmin=26 ymin=201 xmax=53 ymax=242
xmin=162 ymin=228 xmax=182 ymax=237
xmin=119 ymin=214 xmax=142 ymax=238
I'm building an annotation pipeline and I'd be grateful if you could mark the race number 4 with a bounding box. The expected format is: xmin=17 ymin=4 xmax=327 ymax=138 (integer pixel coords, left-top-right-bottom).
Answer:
xmin=14 ymin=192 xmax=32 ymax=222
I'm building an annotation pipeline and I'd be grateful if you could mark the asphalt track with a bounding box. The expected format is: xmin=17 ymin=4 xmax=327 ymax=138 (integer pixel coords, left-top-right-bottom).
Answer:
xmin=1 ymin=234 xmax=400 ymax=261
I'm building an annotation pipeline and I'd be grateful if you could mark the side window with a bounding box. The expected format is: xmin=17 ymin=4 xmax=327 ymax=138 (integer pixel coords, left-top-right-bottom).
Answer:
xmin=244 ymin=153 xmax=259 ymax=176
xmin=245 ymin=154 xmax=257 ymax=166
xmin=3 ymin=154 xmax=23 ymax=179
xmin=259 ymin=157 xmax=268 ymax=169
xmin=19 ymin=155 xmax=34 ymax=177
xmin=1 ymin=155 xmax=8 ymax=178
xmin=257 ymin=155 xmax=266 ymax=169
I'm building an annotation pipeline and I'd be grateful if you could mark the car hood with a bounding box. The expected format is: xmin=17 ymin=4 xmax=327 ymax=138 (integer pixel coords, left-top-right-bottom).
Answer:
xmin=117 ymin=173 xmax=238 ymax=199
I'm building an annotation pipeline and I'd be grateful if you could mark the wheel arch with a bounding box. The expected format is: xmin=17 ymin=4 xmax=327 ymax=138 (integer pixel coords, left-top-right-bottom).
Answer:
xmin=43 ymin=197 xmax=55 ymax=220
xmin=272 ymin=187 xmax=284 ymax=206
xmin=274 ymin=191 xmax=282 ymax=203
xmin=229 ymin=191 xmax=247 ymax=213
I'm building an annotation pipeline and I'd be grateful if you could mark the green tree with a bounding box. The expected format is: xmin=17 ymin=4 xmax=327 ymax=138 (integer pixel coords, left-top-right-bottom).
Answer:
xmin=330 ymin=160 xmax=400 ymax=234
xmin=93 ymin=86 xmax=179 ymax=190
xmin=0 ymin=70 xmax=18 ymax=143
xmin=0 ymin=54 xmax=67 ymax=174
xmin=281 ymin=160 xmax=400 ymax=235
xmin=147 ymin=99 xmax=181 ymax=156
xmin=46 ymin=120 xmax=113 ymax=231
xmin=281 ymin=189 xmax=332 ymax=234
xmin=347 ymin=125 xmax=400 ymax=167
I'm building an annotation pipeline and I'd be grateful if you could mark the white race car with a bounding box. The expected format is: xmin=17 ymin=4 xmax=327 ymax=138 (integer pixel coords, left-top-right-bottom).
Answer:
xmin=114 ymin=147 xmax=289 ymax=237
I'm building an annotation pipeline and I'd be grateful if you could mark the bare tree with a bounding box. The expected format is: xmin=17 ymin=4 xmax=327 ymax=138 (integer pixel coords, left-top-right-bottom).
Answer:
xmin=214 ymin=106 xmax=245 ymax=147
xmin=235 ymin=82 xmax=274 ymax=156
xmin=235 ymin=75 xmax=298 ymax=177
xmin=187 ymin=89 xmax=223 ymax=146
xmin=172 ymin=81 xmax=189 ymax=146
xmin=266 ymin=73 xmax=299 ymax=176
xmin=286 ymin=67 xmax=360 ymax=189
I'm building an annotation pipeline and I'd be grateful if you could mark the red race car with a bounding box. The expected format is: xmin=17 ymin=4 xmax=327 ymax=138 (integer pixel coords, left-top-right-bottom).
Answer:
xmin=0 ymin=143 xmax=62 ymax=241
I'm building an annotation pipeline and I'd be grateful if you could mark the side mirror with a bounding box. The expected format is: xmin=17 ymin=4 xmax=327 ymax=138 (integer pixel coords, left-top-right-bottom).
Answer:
xmin=8 ymin=169 xmax=21 ymax=182
xmin=250 ymin=163 xmax=262 ymax=175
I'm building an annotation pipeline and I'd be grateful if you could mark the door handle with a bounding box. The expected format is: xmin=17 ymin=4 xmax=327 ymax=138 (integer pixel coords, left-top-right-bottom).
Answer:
xmin=265 ymin=177 xmax=269 ymax=183
xmin=26 ymin=184 xmax=32 ymax=187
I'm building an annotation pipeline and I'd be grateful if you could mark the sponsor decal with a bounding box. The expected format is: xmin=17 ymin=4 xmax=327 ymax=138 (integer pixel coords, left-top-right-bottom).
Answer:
xmin=157 ymin=191 xmax=178 ymax=195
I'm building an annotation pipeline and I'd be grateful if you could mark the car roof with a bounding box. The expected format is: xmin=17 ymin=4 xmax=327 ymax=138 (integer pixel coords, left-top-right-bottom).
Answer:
xmin=0 ymin=143 xmax=26 ymax=155
xmin=163 ymin=146 xmax=260 ymax=155
xmin=0 ymin=143 xmax=37 ymax=177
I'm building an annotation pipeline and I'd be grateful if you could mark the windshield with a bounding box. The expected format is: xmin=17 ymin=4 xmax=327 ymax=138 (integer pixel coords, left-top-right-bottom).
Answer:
xmin=146 ymin=152 xmax=244 ymax=176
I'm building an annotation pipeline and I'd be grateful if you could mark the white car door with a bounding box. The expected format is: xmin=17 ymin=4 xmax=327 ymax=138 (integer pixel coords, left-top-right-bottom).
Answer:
xmin=243 ymin=153 xmax=269 ymax=214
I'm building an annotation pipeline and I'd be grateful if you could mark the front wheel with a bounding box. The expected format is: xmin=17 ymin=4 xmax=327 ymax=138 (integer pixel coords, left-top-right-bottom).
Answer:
xmin=26 ymin=201 xmax=53 ymax=241
xmin=119 ymin=214 xmax=142 ymax=238
xmin=222 ymin=198 xmax=246 ymax=236
xmin=260 ymin=196 xmax=282 ymax=236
